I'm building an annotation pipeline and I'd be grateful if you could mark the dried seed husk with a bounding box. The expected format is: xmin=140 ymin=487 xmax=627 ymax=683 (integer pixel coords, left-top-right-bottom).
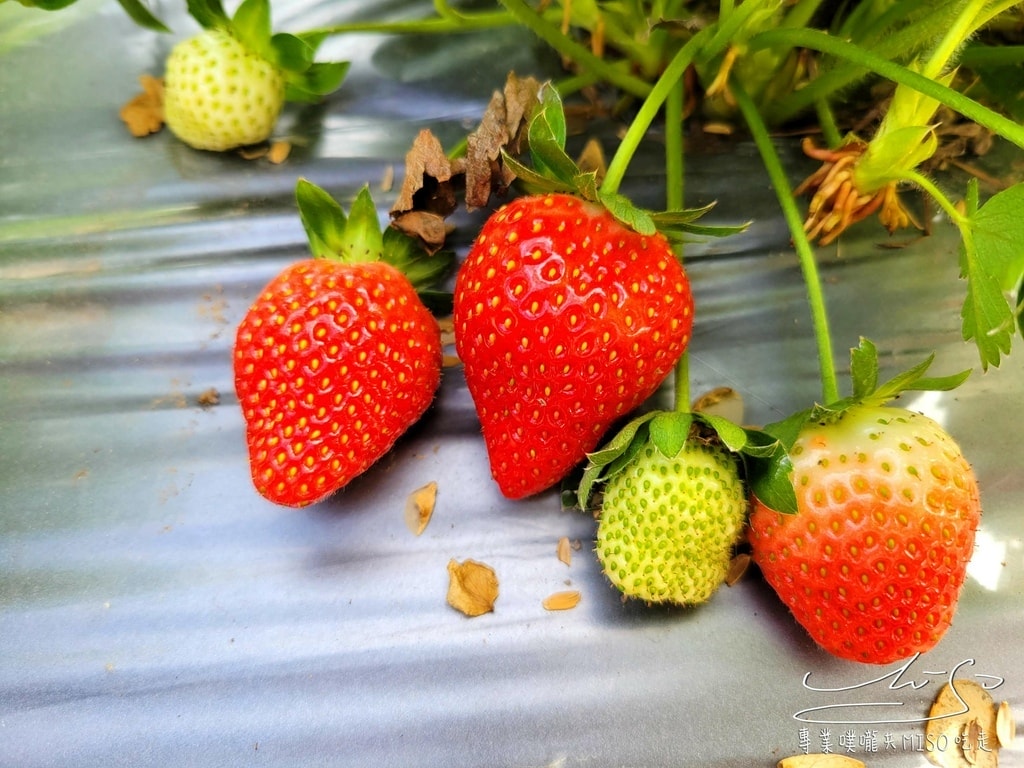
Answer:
xmin=725 ymin=552 xmax=751 ymax=586
xmin=777 ymin=754 xmax=865 ymax=768
xmin=925 ymin=679 xmax=998 ymax=768
xmin=404 ymin=481 xmax=438 ymax=536
xmin=996 ymin=701 xmax=1015 ymax=748
xmin=446 ymin=559 xmax=498 ymax=617
xmin=556 ymin=536 xmax=572 ymax=566
xmin=692 ymin=386 xmax=744 ymax=424
xmin=542 ymin=591 xmax=581 ymax=611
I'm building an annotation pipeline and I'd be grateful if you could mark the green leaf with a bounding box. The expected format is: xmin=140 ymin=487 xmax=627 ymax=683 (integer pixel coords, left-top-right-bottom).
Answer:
xmin=528 ymin=111 xmax=581 ymax=188
xmin=969 ymin=181 xmax=1024 ymax=292
xmin=960 ymin=233 xmax=1015 ymax=370
xmin=286 ymin=60 xmax=350 ymax=100
xmin=115 ymin=0 xmax=169 ymax=32
xmin=186 ymin=0 xmax=229 ymax=30
xmin=597 ymin=191 xmax=656 ymax=236
xmin=501 ymin=151 xmax=575 ymax=195
xmin=649 ymin=411 xmax=693 ymax=458
xmin=295 ymin=178 xmax=348 ymax=259
xmin=230 ymin=0 xmax=272 ymax=59
xmin=536 ymin=84 xmax=567 ymax=149
xmin=849 ymin=337 xmax=878 ymax=399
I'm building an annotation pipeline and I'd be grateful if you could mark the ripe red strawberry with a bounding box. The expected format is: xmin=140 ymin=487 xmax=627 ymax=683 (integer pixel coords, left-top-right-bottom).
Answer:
xmin=233 ymin=181 xmax=450 ymax=507
xmin=453 ymin=192 xmax=694 ymax=499
xmin=748 ymin=404 xmax=981 ymax=664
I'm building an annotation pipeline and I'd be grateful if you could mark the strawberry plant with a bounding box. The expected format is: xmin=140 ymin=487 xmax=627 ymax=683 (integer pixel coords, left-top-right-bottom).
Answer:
xmin=233 ymin=180 xmax=453 ymax=507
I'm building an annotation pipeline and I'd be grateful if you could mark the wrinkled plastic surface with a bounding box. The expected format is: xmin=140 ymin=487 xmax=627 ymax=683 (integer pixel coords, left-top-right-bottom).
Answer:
xmin=1 ymin=1 xmax=1022 ymax=766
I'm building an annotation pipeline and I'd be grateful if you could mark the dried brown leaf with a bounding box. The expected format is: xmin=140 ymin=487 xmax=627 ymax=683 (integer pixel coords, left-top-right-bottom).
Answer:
xmin=446 ymin=559 xmax=498 ymax=617
xmin=119 ymin=75 xmax=164 ymax=137
xmin=404 ymin=481 xmax=438 ymax=536
xmin=542 ymin=590 xmax=581 ymax=611
xmin=464 ymin=72 xmax=542 ymax=209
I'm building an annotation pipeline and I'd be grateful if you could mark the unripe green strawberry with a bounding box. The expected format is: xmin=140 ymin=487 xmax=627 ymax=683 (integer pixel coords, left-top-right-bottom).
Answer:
xmin=163 ymin=28 xmax=285 ymax=152
xmin=596 ymin=438 xmax=747 ymax=605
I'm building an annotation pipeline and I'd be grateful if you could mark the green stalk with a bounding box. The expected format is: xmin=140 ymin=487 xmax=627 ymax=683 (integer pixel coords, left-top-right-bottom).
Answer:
xmin=303 ymin=10 xmax=518 ymax=37
xmin=601 ymin=26 xmax=714 ymax=196
xmin=750 ymin=26 xmax=1024 ymax=150
xmin=898 ymin=169 xmax=968 ymax=228
xmin=922 ymin=0 xmax=1002 ymax=79
xmin=733 ymin=81 xmax=840 ymax=405
xmin=496 ymin=0 xmax=653 ymax=99
xmin=665 ymin=78 xmax=690 ymax=413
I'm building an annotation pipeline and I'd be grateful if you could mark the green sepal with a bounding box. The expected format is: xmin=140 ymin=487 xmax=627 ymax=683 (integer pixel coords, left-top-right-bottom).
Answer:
xmin=598 ymin=191 xmax=656 ymax=236
xmin=186 ymin=0 xmax=229 ymax=30
xmin=649 ymin=411 xmax=694 ymax=458
xmin=577 ymin=408 xmax=756 ymax=512
xmin=230 ymin=0 xmax=273 ymax=60
xmin=115 ymin=0 xmax=169 ymax=32
xmin=500 ymin=151 xmax=576 ymax=195
xmin=742 ymin=426 xmax=798 ymax=514
xmin=296 ymin=178 xmax=351 ymax=260
xmin=743 ymin=337 xmax=972 ymax=515
xmin=381 ymin=229 xmax=456 ymax=292
xmin=285 ymin=61 xmax=351 ymax=102
xmin=14 ymin=0 xmax=79 ymax=9
xmin=295 ymin=179 xmax=452 ymax=292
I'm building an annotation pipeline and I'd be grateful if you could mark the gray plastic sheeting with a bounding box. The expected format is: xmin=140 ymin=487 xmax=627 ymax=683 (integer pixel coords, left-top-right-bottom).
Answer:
xmin=1 ymin=1 xmax=1022 ymax=766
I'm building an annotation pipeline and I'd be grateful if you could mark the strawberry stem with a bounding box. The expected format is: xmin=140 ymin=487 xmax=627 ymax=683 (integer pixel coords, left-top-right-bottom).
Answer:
xmin=733 ymin=81 xmax=841 ymax=405
xmin=749 ymin=27 xmax=1024 ymax=150
xmin=601 ymin=27 xmax=713 ymax=196
xmin=496 ymin=0 xmax=652 ymax=99
xmin=665 ymin=78 xmax=691 ymax=414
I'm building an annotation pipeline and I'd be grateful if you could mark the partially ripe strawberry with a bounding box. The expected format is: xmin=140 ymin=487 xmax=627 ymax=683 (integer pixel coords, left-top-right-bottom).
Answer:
xmin=234 ymin=259 xmax=441 ymax=507
xmin=597 ymin=437 xmax=747 ymax=605
xmin=163 ymin=28 xmax=285 ymax=152
xmin=748 ymin=405 xmax=981 ymax=664
xmin=454 ymin=193 xmax=694 ymax=498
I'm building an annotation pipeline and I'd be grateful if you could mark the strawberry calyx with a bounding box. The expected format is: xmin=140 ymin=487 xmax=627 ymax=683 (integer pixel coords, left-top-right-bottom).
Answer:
xmin=295 ymin=179 xmax=455 ymax=305
xmin=576 ymin=408 xmax=753 ymax=512
xmin=748 ymin=337 xmax=972 ymax=514
xmin=503 ymin=82 xmax=746 ymax=243
xmin=185 ymin=0 xmax=348 ymax=103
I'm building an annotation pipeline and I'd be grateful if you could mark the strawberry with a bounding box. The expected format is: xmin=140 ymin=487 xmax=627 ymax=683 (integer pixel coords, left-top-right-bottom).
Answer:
xmin=746 ymin=340 xmax=980 ymax=664
xmin=164 ymin=29 xmax=285 ymax=152
xmin=595 ymin=431 xmax=747 ymax=605
xmin=161 ymin=0 xmax=348 ymax=152
xmin=453 ymin=192 xmax=694 ymax=498
xmin=233 ymin=181 xmax=452 ymax=507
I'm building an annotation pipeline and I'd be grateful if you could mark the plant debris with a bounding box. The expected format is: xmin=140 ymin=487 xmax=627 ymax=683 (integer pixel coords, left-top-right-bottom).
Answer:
xmin=556 ymin=536 xmax=573 ymax=566
xmin=404 ymin=480 xmax=438 ymax=536
xmin=389 ymin=72 xmax=542 ymax=252
xmin=777 ymin=756 xmax=865 ymax=768
xmin=446 ymin=558 xmax=498 ymax=617
xmin=542 ymin=590 xmax=581 ymax=611
xmin=119 ymin=75 xmax=165 ymax=137
xmin=925 ymin=679 xmax=1000 ymax=768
